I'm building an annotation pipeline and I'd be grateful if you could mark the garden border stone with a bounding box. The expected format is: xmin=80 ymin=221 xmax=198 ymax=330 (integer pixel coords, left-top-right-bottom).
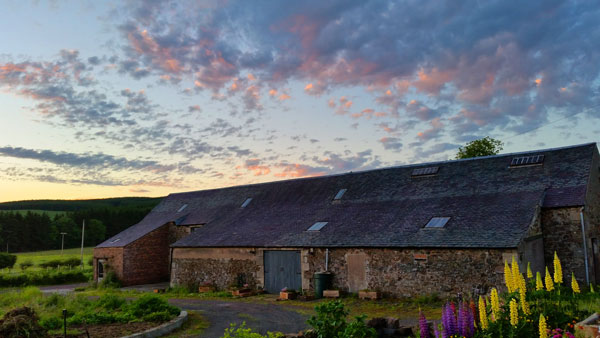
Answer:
xmin=120 ymin=311 xmax=188 ymax=338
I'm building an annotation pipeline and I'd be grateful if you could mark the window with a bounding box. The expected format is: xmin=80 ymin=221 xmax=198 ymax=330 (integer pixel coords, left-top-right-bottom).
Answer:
xmin=333 ymin=189 xmax=347 ymax=200
xmin=307 ymin=222 xmax=328 ymax=232
xmin=510 ymin=155 xmax=544 ymax=167
xmin=424 ymin=217 xmax=450 ymax=228
xmin=177 ymin=204 xmax=188 ymax=212
xmin=241 ymin=198 xmax=252 ymax=208
xmin=412 ymin=167 xmax=439 ymax=177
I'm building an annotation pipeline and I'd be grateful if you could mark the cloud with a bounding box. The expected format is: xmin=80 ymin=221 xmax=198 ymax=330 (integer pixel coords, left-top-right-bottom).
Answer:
xmin=379 ymin=137 xmax=403 ymax=151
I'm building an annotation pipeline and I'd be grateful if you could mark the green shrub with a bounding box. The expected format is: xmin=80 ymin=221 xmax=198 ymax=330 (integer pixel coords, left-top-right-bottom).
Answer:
xmin=40 ymin=316 xmax=62 ymax=330
xmin=221 ymin=322 xmax=283 ymax=338
xmin=307 ymin=301 xmax=376 ymax=338
xmin=0 ymin=269 xmax=90 ymax=287
xmin=19 ymin=260 xmax=33 ymax=271
xmin=0 ymin=253 xmax=17 ymax=269
xmin=39 ymin=257 xmax=81 ymax=269
xmin=96 ymin=294 xmax=126 ymax=310
xmin=98 ymin=270 xmax=121 ymax=288
xmin=127 ymin=294 xmax=180 ymax=319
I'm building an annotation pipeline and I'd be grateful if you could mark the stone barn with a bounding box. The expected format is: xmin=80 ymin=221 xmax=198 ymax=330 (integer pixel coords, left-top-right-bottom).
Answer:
xmin=95 ymin=143 xmax=600 ymax=296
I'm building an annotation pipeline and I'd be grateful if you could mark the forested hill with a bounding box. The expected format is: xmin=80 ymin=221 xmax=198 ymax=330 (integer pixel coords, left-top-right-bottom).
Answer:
xmin=0 ymin=197 xmax=163 ymax=253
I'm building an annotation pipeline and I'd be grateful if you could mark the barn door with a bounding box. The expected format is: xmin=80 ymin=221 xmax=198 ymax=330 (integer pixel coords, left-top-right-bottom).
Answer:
xmin=264 ymin=251 xmax=302 ymax=293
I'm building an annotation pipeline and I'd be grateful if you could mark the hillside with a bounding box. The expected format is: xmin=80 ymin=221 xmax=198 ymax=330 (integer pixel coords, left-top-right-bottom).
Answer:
xmin=0 ymin=197 xmax=162 ymax=212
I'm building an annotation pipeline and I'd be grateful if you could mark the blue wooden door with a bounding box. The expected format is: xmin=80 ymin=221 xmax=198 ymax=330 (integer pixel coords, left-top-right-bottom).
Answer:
xmin=264 ymin=250 xmax=302 ymax=293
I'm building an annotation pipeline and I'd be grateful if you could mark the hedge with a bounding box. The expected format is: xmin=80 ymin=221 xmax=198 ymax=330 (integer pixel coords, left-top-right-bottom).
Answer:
xmin=0 ymin=269 xmax=91 ymax=287
xmin=0 ymin=253 xmax=17 ymax=269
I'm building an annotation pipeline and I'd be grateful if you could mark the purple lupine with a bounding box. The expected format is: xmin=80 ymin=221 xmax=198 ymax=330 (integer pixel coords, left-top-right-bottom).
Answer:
xmin=433 ymin=322 xmax=440 ymax=338
xmin=466 ymin=305 xmax=475 ymax=338
xmin=442 ymin=303 xmax=457 ymax=338
xmin=419 ymin=310 xmax=430 ymax=338
xmin=457 ymin=303 xmax=466 ymax=337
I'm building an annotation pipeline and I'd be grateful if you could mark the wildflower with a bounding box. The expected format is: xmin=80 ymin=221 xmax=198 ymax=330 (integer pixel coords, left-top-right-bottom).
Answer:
xmin=469 ymin=299 xmax=478 ymax=326
xmin=504 ymin=260 xmax=514 ymax=292
xmin=457 ymin=303 xmax=474 ymax=338
xmin=539 ymin=314 xmax=547 ymax=338
xmin=490 ymin=288 xmax=500 ymax=321
xmin=554 ymin=252 xmax=563 ymax=284
xmin=512 ymin=256 xmax=521 ymax=290
xmin=433 ymin=323 xmax=440 ymax=338
xmin=419 ymin=310 xmax=430 ymax=338
xmin=527 ymin=262 xmax=533 ymax=279
xmin=545 ymin=267 xmax=554 ymax=291
xmin=519 ymin=284 xmax=530 ymax=315
xmin=509 ymin=299 xmax=519 ymax=327
xmin=442 ymin=303 xmax=457 ymax=338
xmin=536 ymin=271 xmax=544 ymax=291
xmin=571 ymin=272 xmax=580 ymax=294
xmin=478 ymin=296 xmax=488 ymax=330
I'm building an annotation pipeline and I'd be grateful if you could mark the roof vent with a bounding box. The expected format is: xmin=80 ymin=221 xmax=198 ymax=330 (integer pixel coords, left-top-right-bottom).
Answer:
xmin=424 ymin=217 xmax=450 ymax=228
xmin=241 ymin=198 xmax=252 ymax=208
xmin=110 ymin=238 xmax=121 ymax=243
xmin=177 ymin=204 xmax=188 ymax=212
xmin=510 ymin=155 xmax=544 ymax=167
xmin=412 ymin=166 xmax=439 ymax=177
xmin=307 ymin=221 xmax=328 ymax=232
xmin=333 ymin=189 xmax=347 ymax=200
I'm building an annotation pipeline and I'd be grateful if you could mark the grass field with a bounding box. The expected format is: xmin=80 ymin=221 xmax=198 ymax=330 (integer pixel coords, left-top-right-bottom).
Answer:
xmin=6 ymin=209 xmax=65 ymax=217
xmin=15 ymin=247 xmax=94 ymax=266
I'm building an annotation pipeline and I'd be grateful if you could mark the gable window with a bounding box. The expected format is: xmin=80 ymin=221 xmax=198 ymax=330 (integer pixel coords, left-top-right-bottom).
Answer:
xmin=307 ymin=221 xmax=328 ymax=232
xmin=424 ymin=217 xmax=450 ymax=228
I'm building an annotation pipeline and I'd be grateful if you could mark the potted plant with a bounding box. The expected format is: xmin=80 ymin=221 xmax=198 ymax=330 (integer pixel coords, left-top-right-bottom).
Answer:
xmin=279 ymin=287 xmax=297 ymax=300
xmin=358 ymin=289 xmax=379 ymax=300
xmin=323 ymin=289 xmax=340 ymax=298
xmin=231 ymin=283 xmax=253 ymax=297
xmin=198 ymin=281 xmax=216 ymax=293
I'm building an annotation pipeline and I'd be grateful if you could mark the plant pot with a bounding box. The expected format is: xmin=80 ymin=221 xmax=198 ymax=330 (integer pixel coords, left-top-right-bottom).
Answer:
xmin=232 ymin=288 xmax=253 ymax=297
xmin=198 ymin=285 xmax=216 ymax=293
xmin=279 ymin=291 xmax=297 ymax=300
xmin=575 ymin=313 xmax=600 ymax=338
xmin=359 ymin=290 xmax=379 ymax=300
xmin=323 ymin=290 xmax=340 ymax=298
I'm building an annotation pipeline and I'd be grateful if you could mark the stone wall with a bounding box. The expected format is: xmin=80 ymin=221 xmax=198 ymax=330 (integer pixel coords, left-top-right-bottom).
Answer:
xmin=93 ymin=247 xmax=123 ymax=282
xmin=584 ymin=147 xmax=600 ymax=284
xmin=171 ymin=247 xmax=516 ymax=297
xmin=122 ymin=224 xmax=170 ymax=286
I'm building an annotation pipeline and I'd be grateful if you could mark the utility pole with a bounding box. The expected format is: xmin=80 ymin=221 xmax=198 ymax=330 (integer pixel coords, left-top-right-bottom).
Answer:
xmin=80 ymin=220 xmax=85 ymax=267
xmin=60 ymin=232 xmax=67 ymax=256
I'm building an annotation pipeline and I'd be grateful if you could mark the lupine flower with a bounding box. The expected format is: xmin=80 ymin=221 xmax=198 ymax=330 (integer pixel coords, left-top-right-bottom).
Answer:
xmin=490 ymin=288 xmax=500 ymax=321
xmin=536 ymin=271 xmax=544 ymax=291
xmin=509 ymin=299 xmax=519 ymax=327
xmin=478 ymin=296 xmax=488 ymax=330
xmin=458 ymin=303 xmax=474 ymax=338
xmin=571 ymin=272 xmax=580 ymax=293
xmin=539 ymin=314 xmax=548 ymax=338
xmin=554 ymin=252 xmax=563 ymax=284
xmin=469 ymin=299 xmax=478 ymax=326
xmin=512 ymin=256 xmax=521 ymax=291
xmin=466 ymin=304 xmax=475 ymax=337
xmin=442 ymin=303 xmax=457 ymax=338
xmin=420 ymin=310 xmax=430 ymax=338
xmin=504 ymin=260 xmax=514 ymax=292
xmin=545 ymin=267 xmax=554 ymax=291
xmin=433 ymin=323 xmax=440 ymax=338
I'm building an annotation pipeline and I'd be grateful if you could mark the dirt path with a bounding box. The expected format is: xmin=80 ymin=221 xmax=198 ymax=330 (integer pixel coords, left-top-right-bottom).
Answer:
xmin=170 ymin=299 xmax=309 ymax=338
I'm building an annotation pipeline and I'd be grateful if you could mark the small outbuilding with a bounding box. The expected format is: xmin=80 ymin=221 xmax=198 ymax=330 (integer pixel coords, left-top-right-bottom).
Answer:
xmin=95 ymin=143 xmax=600 ymax=296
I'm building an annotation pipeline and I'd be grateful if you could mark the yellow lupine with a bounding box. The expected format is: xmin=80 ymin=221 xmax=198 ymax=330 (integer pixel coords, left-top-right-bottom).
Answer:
xmin=527 ymin=262 xmax=533 ymax=279
xmin=539 ymin=314 xmax=548 ymax=338
xmin=509 ymin=299 xmax=519 ymax=327
xmin=504 ymin=260 xmax=514 ymax=293
xmin=536 ymin=271 xmax=544 ymax=291
xmin=572 ymin=272 xmax=580 ymax=293
xmin=519 ymin=276 xmax=530 ymax=314
xmin=545 ymin=267 xmax=554 ymax=291
xmin=553 ymin=252 xmax=563 ymax=284
xmin=478 ymin=296 xmax=488 ymax=330
xmin=490 ymin=288 xmax=500 ymax=321
xmin=512 ymin=256 xmax=521 ymax=290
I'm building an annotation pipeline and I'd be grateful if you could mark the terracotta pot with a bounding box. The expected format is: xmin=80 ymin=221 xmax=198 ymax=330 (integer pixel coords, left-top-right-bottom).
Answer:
xmin=323 ymin=290 xmax=340 ymax=298
xmin=575 ymin=313 xmax=599 ymax=338
xmin=358 ymin=291 xmax=379 ymax=300
xmin=198 ymin=285 xmax=216 ymax=293
xmin=279 ymin=291 xmax=297 ymax=300
xmin=232 ymin=288 xmax=253 ymax=297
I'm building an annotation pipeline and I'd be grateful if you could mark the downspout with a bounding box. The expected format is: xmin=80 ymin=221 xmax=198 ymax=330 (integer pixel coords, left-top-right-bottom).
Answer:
xmin=580 ymin=207 xmax=590 ymax=285
xmin=325 ymin=248 xmax=329 ymax=272
xmin=169 ymin=247 xmax=174 ymax=287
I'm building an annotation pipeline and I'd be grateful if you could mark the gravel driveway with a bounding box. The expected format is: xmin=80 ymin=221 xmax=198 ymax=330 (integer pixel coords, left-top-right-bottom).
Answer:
xmin=170 ymin=299 xmax=310 ymax=338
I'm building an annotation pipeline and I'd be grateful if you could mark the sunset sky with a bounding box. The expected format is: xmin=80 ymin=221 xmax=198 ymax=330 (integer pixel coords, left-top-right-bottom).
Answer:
xmin=1 ymin=0 xmax=599 ymax=202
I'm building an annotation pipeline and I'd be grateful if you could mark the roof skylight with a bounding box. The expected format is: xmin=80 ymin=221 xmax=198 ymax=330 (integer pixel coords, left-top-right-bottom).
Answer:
xmin=424 ymin=217 xmax=450 ymax=228
xmin=241 ymin=198 xmax=252 ymax=208
xmin=333 ymin=189 xmax=347 ymax=200
xmin=510 ymin=155 xmax=544 ymax=167
xmin=307 ymin=221 xmax=328 ymax=232
xmin=110 ymin=238 xmax=121 ymax=243
xmin=412 ymin=166 xmax=439 ymax=176
xmin=177 ymin=204 xmax=188 ymax=212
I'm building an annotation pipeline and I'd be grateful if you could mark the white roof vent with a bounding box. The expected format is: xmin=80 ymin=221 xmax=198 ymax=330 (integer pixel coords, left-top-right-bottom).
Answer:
xmin=241 ymin=198 xmax=252 ymax=208
xmin=177 ymin=204 xmax=188 ymax=212
xmin=424 ymin=217 xmax=450 ymax=228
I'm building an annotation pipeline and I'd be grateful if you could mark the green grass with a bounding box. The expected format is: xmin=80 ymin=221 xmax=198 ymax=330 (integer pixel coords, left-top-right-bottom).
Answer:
xmin=162 ymin=311 xmax=210 ymax=337
xmin=15 ymin=247 xmax=94 ymax=266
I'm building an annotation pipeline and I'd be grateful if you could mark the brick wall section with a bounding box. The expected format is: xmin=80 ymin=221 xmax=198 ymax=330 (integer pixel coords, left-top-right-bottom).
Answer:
xmin=584 ymin=148 xmax=600 ymax=284
xmin=541 ymin=207 xmax=589 ymax=283
xmin=121 ymin=223 xmax=171 ymax=286
xmin=171 ymin=247 xmax=515 ymax=297
xmin=93 ymin=247 xmax=123 ymax=281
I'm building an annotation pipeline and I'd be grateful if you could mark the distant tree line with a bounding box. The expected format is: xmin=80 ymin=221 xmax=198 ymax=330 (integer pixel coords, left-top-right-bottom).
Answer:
xmin=0 ymin=200 xmax=160 ymax=253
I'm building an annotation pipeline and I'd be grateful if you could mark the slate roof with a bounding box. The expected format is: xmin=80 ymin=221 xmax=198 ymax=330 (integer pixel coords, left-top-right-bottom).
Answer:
xmin=96 ymin=143 xmax=597 ymax=249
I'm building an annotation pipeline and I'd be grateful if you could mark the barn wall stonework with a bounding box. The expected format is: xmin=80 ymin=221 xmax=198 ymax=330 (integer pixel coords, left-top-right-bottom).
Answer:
xmin=122 ymin=224 xmax=171 ymax=286
xmin=93 ymin=247 xmax=123 ymax=282
xmin=171 ymin=247 xmax=516 ymax=297
xmin=584 ymin=149 xmax=600 ymax=284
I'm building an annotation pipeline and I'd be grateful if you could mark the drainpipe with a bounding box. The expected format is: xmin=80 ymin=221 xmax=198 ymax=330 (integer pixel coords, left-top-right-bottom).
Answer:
xmin=325 ymin=248 xmax=329 ymax=272
xmin=580 ymin=207 xmax=590 ymax=285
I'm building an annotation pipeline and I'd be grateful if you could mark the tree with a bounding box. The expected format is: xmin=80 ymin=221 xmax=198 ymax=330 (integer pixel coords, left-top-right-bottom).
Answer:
xmin=456 ymin=137 xmax=503 ymax=159
xmin=85 ymin=219 xmax=106 ymax=246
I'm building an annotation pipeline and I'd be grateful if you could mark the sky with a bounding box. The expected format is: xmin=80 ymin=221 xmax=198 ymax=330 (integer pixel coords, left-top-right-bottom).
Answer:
xmin=0 ymin=0 xmax=599 ymax=202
